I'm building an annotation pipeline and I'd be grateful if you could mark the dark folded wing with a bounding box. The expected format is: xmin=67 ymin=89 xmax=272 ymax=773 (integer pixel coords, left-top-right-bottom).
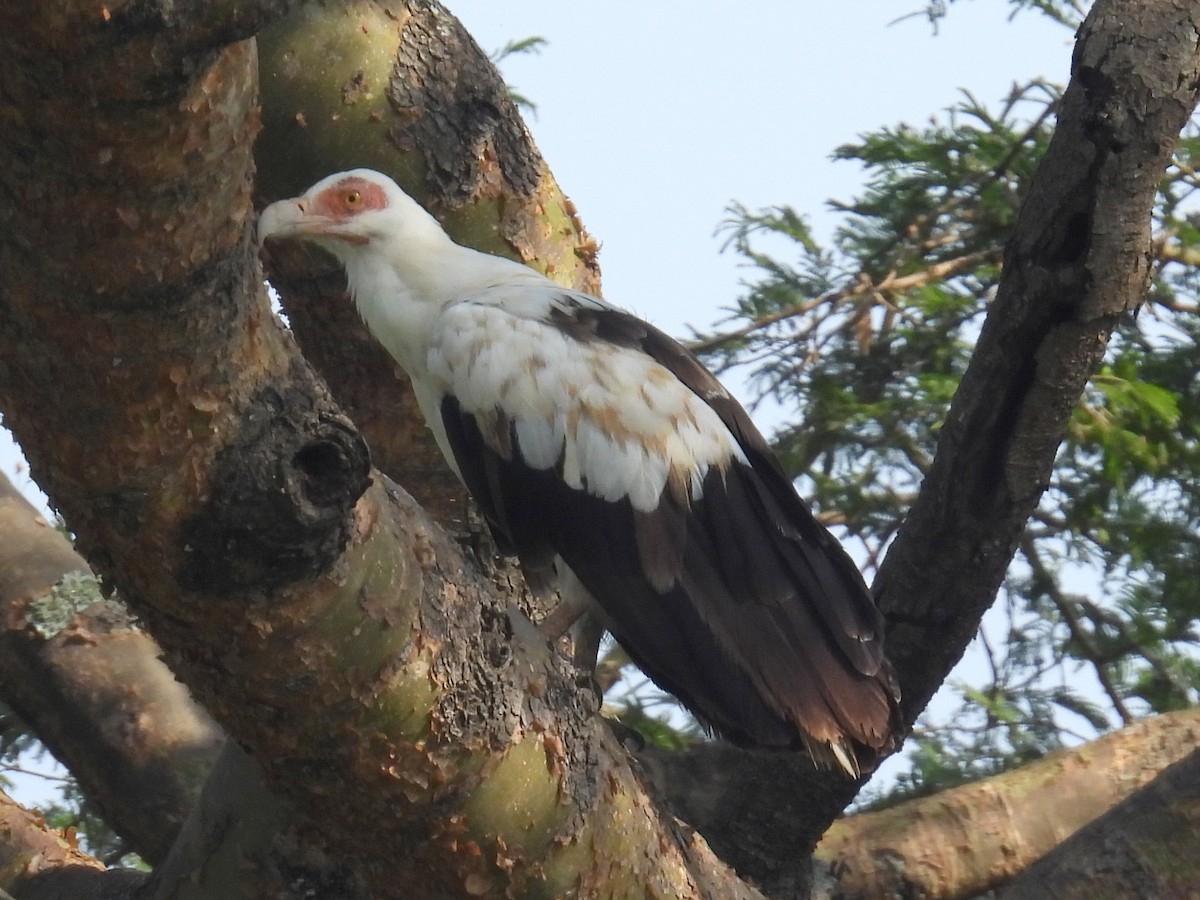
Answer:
xmin=431 ymin=290 xmax=900 ymax=758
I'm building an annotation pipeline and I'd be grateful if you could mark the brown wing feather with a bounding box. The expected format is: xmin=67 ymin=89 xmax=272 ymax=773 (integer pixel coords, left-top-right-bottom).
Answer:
xmin=557 ymin=298 xmax=893 ymax=672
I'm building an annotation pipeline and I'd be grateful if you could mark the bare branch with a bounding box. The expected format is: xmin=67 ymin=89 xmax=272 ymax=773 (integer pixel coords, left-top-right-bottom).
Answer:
xmin=875 ymin=0 xmax=1200 ymax=723
xmin=998 ymin=745 xmax=1200 ymax=898
xmin=0 ymin=473 xmax=224 ymax=864
xmin=1020 ymin=536 xmax=1134 ymax=725
xmin=816 ymin=709 xmax=1200 ymax=900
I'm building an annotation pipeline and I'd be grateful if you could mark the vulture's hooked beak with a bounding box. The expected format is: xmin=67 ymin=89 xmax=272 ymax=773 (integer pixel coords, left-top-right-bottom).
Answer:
xmin=258 ymin=198 xmax=325 ymax=248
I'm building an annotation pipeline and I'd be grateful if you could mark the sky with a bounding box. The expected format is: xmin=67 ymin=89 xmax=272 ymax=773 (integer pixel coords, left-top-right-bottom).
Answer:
xmin=0 ymin=3 xmax=1078 ymax=805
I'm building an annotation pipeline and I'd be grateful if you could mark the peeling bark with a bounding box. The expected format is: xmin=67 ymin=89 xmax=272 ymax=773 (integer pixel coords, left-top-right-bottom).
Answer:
xmin=0 ymin=788 xmax=143 ymax=900
xmin=0 ymin=2 xmax=754 ymax=897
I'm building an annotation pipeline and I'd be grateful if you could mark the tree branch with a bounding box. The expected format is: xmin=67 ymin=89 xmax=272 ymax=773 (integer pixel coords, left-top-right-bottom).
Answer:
xmin=0 ymin=472 xmax=225 ymax=864
xmin=0 ymin=2 xmax=759 ymax=896
xmin=111 ymin=0 xmax=304 ymax=49
xmin=876 ymin=0 xmax=1200 ymax=720
xmin=3 ymin=0 xmax=1198 ymax=896
xmin=998 ymin=747 xmax=1200 ymax=898
xmin=815 ymin=709 xmax=1200 ymax=899
xmin=1020 ymin=536 xmax=1134 ymax=725
xmin=0 ymin=788 xmax=144 ymax=899
xmin=688 ymin=250 xmax=998 ymax=355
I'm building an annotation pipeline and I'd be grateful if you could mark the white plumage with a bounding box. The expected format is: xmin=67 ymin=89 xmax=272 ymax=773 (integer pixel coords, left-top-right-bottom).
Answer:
xmin=427 ymin=296 xmax=741 ymax=511
xmin=259 ymin=169 xmax=901 ymax=771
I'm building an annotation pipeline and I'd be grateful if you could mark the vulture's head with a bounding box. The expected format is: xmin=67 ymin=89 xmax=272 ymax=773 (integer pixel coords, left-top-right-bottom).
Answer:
xmin=258 ymin=169 xmax=448 ymax=262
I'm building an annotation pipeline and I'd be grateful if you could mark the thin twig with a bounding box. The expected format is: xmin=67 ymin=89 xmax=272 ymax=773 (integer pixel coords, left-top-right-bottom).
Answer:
xmin=690 ymin=249 xmax=999 ymax=354
xmin=0 ymin=763 xmax=70 ymax=784
xmin=1020 ymin=537 xmax=1133 ymax=725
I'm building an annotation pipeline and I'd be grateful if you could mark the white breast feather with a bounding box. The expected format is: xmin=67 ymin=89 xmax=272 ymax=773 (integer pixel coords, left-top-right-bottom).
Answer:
xmin=506 ymin=416 xmax=554 ymax=469
xmin=425 ymin=287 xmax=747 ymax=512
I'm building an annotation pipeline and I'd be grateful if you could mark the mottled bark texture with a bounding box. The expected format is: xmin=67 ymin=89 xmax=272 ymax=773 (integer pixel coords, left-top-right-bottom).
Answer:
xmin=0 ymin=473 xmax=225 ymax=865
xmin=0 ymin=2 xmax=752 ymax=898
xmin=255 ymin=0 xmax=599 ymax=535
xmin=878 ymin=0 xmax=1200 ymax=721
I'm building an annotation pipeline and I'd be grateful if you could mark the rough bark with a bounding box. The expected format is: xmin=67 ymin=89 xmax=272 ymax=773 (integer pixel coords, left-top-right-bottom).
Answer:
xmin=0 ymin=788 xmax=144 ymax=900
xmin=813 ymin=709 xmax=1200 ymax=899
xmin=998 ymin=748 xmax=1200 ymax=899
xmin=0 ymin=2 xmax=754 ymax=897
xmin=0 ymin=473 xmax=224 ymax=864
xmin=253 ymin=0 xmax=601 ymax=738
xmin=877 ymin=0 xmax=1200 ymax=722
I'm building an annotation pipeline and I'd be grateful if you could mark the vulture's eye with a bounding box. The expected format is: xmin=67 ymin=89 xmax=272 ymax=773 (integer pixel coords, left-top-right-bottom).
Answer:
xmin=345 ymin=190 xmax=362 ymax=206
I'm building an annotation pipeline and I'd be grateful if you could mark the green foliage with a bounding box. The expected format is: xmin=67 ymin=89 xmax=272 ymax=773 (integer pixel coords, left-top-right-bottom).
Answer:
xmin=489 ymin=35 xmax=548 ymax=115
xmin=699 ymin=84 xmax=1059 ymax=553
xmin=5 ymin=0 xmax=1193 ymax=860
xmin=902 ymin=0 xmax=1086 ymax=31
xmin=32 ymin=778 xmax=146 ymax=870
xmin=612 ymin=701 xmax=700 ymax=752
xmin=605 ymin=670 xmax=704 ymax=751
xmin=698 ymin=75 xmax=1200 ymax=795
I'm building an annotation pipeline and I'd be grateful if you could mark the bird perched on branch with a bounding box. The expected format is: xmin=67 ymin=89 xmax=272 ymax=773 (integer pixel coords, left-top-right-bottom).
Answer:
xmin=259 ymin=169 xmax=901 ymax=772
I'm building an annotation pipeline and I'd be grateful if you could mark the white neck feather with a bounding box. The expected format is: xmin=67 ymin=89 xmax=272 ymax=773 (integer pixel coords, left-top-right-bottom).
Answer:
xmin=326 ymin=212 xmax=548 ymax=374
